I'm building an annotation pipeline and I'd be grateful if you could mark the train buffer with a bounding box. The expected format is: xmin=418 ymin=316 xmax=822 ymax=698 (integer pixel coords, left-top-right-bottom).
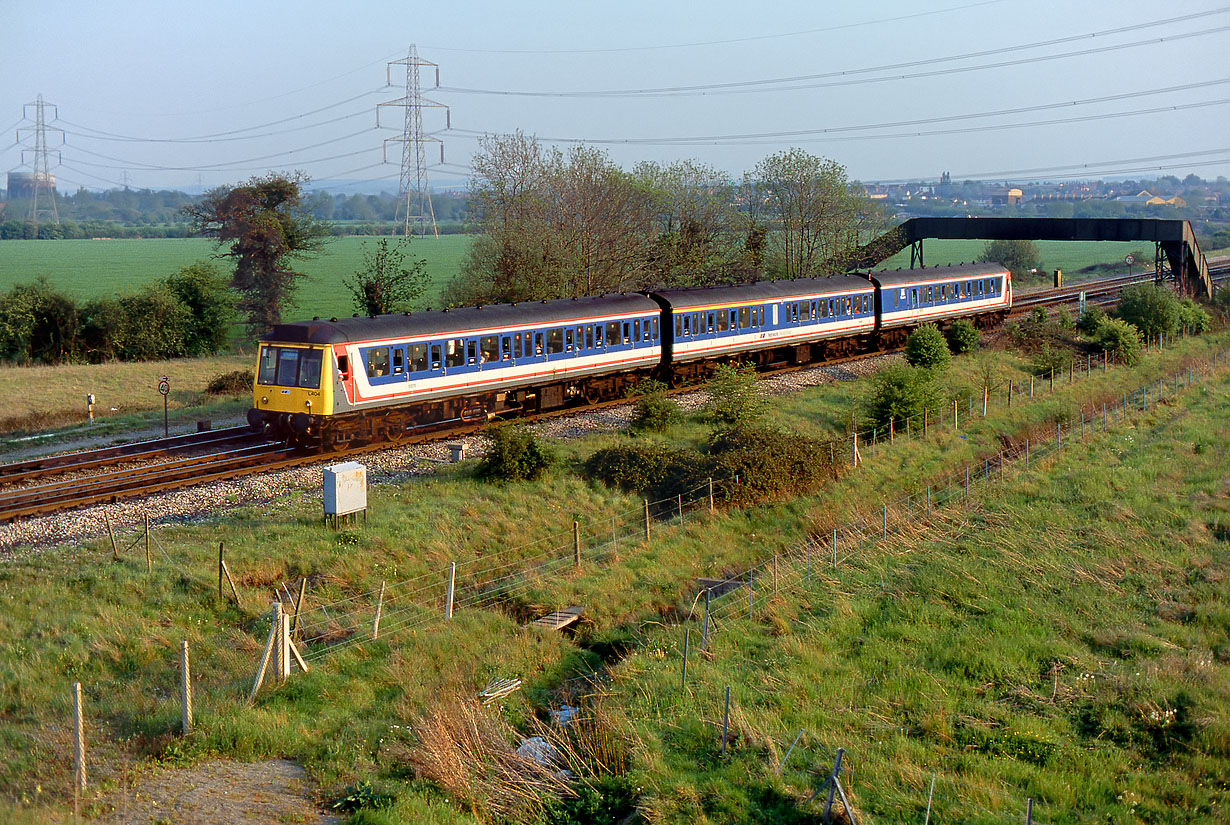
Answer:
xmin=527 ymin=605 xmax=585 ymax=631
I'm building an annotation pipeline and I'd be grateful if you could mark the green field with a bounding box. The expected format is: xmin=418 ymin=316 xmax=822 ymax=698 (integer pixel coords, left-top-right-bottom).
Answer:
xmin=0 ymin=235 xmax=474 ymax=321
xmin=879 ymin=239 xmax=1152 ymax=276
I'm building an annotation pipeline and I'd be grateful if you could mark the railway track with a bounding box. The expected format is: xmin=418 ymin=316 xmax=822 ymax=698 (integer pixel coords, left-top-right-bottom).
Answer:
xmin=1 ymin=267 xmax=1218 ymax=525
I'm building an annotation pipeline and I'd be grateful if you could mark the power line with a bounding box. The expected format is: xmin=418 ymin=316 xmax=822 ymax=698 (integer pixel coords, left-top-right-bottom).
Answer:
xmin=448 ymin=79 xmax=1230 ymax=146
xmin=873 ymin=147 xmax=1230 ymax=183
xmin=423 ymin=0 xmax=1011 ymax=54
xmin=438 ymin=10 xmax=1230 ymax=98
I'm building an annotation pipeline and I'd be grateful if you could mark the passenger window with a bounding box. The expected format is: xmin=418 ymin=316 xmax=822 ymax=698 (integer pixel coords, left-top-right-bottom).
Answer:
xmin=501 ymin=337 xmax=511 ymax=360
xmin=717 ymin=311 xmax=729 ymax=331
xmin=911 ymin=289 xmax=918 ymax=307
xmin=392 ymin=348 xmax=405 ymax=375
xmin=682 ymin=315 xmax=691 ymax=336
xmin=634 ymin=319 xmax=641 ymax=342
xmin=606 ymin=322 xmax=620 ymax=346
xmin=651 ymin=318 xmax=659 ymax=339
xmin=430 ymin=345 xmax=441 ymax=370
xmin=444 ymin=339 xmax=464 ymax=368
xmin=480 ymin=336 xmax=498 ymax=363
xmin=534 ymin=332 xmax=544 ymax=355
xmin=298 ymin=349 xmax=323 ymax=388
xmin=675 ymin=316 xmax=683 ymax=337
xmin=565 ymin=328 xmax=574 ymax=351
xmin=738 ymin=307 xmax=749 ymax=328
xmin=409 ymin=344 xmax=427 ymax=372
xmin=586 ymin=325 xmax=594 ymax=348
xmin=546 ymin=328 xmax=563 ymax=354
xmin=690 ymin=313 xmax=698 ymax=336
xmin=707 ymin=314 xmax=715 ymax=333
xmin=364 ymin=347 xmax=389 ymax=379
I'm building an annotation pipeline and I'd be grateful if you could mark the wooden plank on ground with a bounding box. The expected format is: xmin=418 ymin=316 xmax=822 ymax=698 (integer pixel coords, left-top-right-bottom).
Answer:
xmin=528 ymin=606 xmax=584 ymax=630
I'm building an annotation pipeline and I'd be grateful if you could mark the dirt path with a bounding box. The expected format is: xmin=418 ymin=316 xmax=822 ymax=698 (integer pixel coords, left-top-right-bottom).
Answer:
xmin=95 ymin=758 xmax=341 ymax=825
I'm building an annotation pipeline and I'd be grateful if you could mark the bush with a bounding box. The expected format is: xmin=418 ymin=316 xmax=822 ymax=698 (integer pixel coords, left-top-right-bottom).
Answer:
xmin=164 ymin=262 xmax=236 ymax=355
xmin=1091 ymin=318 xmax=1142 ymax=366
xmin=583 ymin=443 xmax=703 ymax=497
xmin=707 ymin=424 xmax=839 ymax=505
xmin=1213 ymin=285 xmax=1230 ymax=318
xmin=0 ymin=278 xmax=81 ymax=364
xmin=1056 ymin=306 xmax=1075 ymax=330
xmin=206 ymin=369 xmax=255 ymax=396
xmin=944 ymin=318 xmax=979 ymax=354
xmin=904 ymin=323 xmax=951 ymax=369
xmin=866 ymin=363 xmax=945 ymax=435
xmin=476 ymin=424 xmax=554 ymax=482
xmin=1177 ymin=299 xmax=1211 ymax=334
xmin=1076 ymin=306 xmax=1107 ymax=336
xmin=627 ymin=380 xmax=680 ymax=432
xmin=701 ymin=363 xmax=765 ymax=425
xmin=1115 ymin=284 xmax=1180 ymax=337
xmin=1032 ymin=342 xmax=1073 ymax=376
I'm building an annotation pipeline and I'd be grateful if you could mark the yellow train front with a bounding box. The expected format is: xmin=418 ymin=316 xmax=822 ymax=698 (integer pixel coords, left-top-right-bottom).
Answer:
xmin=247 ymin=338 xmax=334 ymax=444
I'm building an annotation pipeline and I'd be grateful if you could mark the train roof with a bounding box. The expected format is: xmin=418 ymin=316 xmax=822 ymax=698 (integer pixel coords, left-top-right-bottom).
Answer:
xmin=868 ymin=262 xmax=1008 ymax=288
xmin=652 ymin=274 xmax=873 ymax=310
xmin=263 ymin=292 xmax=660 ymax=345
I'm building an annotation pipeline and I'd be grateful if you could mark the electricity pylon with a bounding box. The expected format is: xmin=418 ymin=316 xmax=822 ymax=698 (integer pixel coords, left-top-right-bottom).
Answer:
xmin=17 ymin=94 xmax=64 ymax=228
xmin=378 ymin=46 xmax=450 ymax=238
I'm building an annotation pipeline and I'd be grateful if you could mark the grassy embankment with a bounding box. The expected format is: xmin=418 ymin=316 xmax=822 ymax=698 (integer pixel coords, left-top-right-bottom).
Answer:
xmin=0 ymin=333 xmax=1226 ymax=824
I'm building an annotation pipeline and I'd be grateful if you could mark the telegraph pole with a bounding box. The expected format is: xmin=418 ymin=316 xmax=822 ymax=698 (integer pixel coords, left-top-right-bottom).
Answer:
xmin=378 ymin=46 xmax=449 ymax=238
xmin=17 ymin=94 xmax=64 ymax=229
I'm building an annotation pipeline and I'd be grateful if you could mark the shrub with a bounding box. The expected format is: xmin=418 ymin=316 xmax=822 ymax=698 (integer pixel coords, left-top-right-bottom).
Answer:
xmin=1115 ymin=284 xmax=1180 ymax=337
xmin=701 ymin=363 xmax=765 ymax=425
xmin=904 ymin=323 xmax=951 ymax=369
xmin=1056 ymin=306 xmax=1075 ymax=330
xmin=476 ymin=424 xmax=554 ymax=482
xmin=1177 ymin=298 xmax=1211 ymax=334
xmin=707 ymin=424 xmax=839 ymax=504
xmin=206 ymin=369 xmax=255 ymax=396
xmin=1032 ymin=342 xmax=1073 ymax=376
xmin=944 ymin=318 xmax=979 ymax=354
xmin=0 ymin=278 xmax=81 ymax=364
xmin=1076 ymin=306 xmax=1107 ymax=336
xmin=1091 ymin=318 xmax=1142 ymax=366
xmin=163 ymin=262 xmax=236 ymax=355
xmin=583 ymin=443 xmax=704 ymax=499
xmin=627 ymin=380 xmax=680 ymax=432
xmin=1030 ymin=306 xmax=1050 ymax=325
xmin=1212 ymin=285 xmax=1230 ymax=318
xmin=866 ymin=364 xmax=945 ymax=435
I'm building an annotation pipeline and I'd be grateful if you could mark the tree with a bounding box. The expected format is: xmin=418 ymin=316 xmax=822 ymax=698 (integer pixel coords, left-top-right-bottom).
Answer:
xmin=978 ymin=239 xmax=1041 ymax=280
xmin=945 ymin=318 xmax=980 ymax=354
xmin=183 ymin=172 xmax=328 ymax=333
xmin=163 ymin=262 xmax=235 ymax=355
xmin=702 ymin=363 xmax=765 ymax=425
xmin=752 ymin=148 xmax=886 ymax=278
xmin=866 ymin=364 xmax=945 ymax=436
xmin=345 ymin=238 xmax=430 ymax=315
xmin=904 ymin=323 xmax=951 ymax=369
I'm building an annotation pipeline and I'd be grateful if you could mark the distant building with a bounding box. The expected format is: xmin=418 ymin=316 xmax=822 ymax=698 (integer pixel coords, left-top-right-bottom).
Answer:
xmin=6 ymin=171 xmax=56 ymax=199
xmin=1114 ymin=189 xmax=1185 ymax=207
xmin=991 ymin=188 xmax=1023 ymax=206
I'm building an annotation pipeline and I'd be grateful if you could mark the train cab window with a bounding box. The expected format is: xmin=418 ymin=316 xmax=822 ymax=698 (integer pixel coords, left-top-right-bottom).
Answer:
xmin=605 ymin=321 xmax=620 ymax=346
xmin=546 ymin=328 xmax=564 ymax=354
xmin=444 ymin=339 xmax=464 ymax=368
xmin=391 ymin=348 xmax=405 ymax=376
xmin=297 ymin=349 xmax=323 ymax=388
xmin=409 ymin=343 xmax=428 ymax=372
xmin=717 ymin=310 xmax=729 ymax=332
xmin=430 ymin=344 xmax=441 ymax=370
xmin=365 ymin=347 xmax=390 ymax=378
xmin=337 ymin=354 xmax=350 ymax=381
xmin=480 ymin=336 xmax=499 ymax=364
xmin=258 ymin=347 xmax=279 ymax=384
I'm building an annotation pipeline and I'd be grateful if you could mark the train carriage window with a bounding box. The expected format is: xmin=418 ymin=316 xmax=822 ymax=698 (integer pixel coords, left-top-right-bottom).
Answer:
xmin=790 ymin=303 xmax=798 ymax=323
xmin=297 ymin=349 xmax=323 ymax=388
xmin=546 ymin=328 xmax=564 ymax=354
xmin=467 ymin=339 xmax=479 ymax=365
xmin=501 ymin=337 xmax=511 ymax=360
xmin=586 ymin=325 xmax=594 ymax=349
xmin=444 ymin=339 xmax=464 ymax=368
xmin=392 ymin=348 xmax=405 ymax=375
xmin=409 ymin=343 xmax=428 ymax=372
xmin=258 ymin=347 xmax=278 ymax=384
xmin=738 ymin=307 xmax=750 ymax=328
xmin=681 ymin=314 xmax=691 ymax=336
xmin=819 ymin=300 xmax=828 ymax=318
xmin=633 ymin=320 xmax=641 ymax=343
xmin=675 ymin=316 xmax=683 ymax=337
xmin=622 ymin=322 xmax=630 ymax=344
xmin=565 ymin=328 xmax=574 ymax=352
xmin=760 ymin=306 xmax=766 ymax=327
xmin=605 ymin=321 xmax=620 ymax=346
xmin=430 ymin=344 xmax=441 ymax=370
xmin=652 ymin=318 xmax=660 ymax=339
xmin=364 ymin=347 xmax=389 ymax=378
xmin=576 ymin=326 xmax=585 ymax=349
xmin=978 ymin=280 xmax=984 ymax=295
xmin=688 ymin=313 xmax=696 ymax=337
xmin=717 ymin=310 xmax=729 ymax=331
xmin=911 ymin=289 xmax=918 ymax=307
xmin=534 ymin=332 xmax=545 ymax=355
xmin=480 ymin=336 xmax=499 ymax=363
xmin=513 ymin=333 xmax=523 ymax=359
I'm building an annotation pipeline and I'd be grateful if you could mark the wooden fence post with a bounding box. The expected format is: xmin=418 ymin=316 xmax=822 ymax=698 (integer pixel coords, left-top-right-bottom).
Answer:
xmin=292 ymin=577 xmax=307 ymax=640
xmin=681 ymin=628 xmax=689 ymax=691
xmin=278 ymin=607 xmax=291 ymax=682
xmin=708 ymin=478 xmax=715 ymax=514
xmin=106 ymin=513 xmax=118 ymax=561
xmin=953 ymin=399 xmax=958 ymax=429
xmin=701 ymin=589 xmax=711 ymax=651
xmin=180 ymin=640 xmax=193 ymax=735
xmin=721 ymin=685 xmax=731 ymax=757
xmin=573 ymin=521 xmax=581 ymax=571
xmin=372 ymin=580 xmax=386 ymax=640
xmin=982 ymin=385 xmax=988 ymax=416
xmin=644 ymin=500 xmax=651 ymax=541
xmin=445 ymin=562 xmax=456 ymax=620
xmin=72 ymin=682 xmax=86 ymax=796
xmin=144 ymin=514 xmax=151 ymax=574
xmin=217 ymin=543 xmax=224 ymax=601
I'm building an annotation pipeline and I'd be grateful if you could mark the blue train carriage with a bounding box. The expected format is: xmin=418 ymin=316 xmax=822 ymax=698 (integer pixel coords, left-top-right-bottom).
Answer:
xmin=250 ymin=293 xmax=662 ymax=447
xmin=649 ymin=275 xmax=878 ymax=382
xmin=869 ymin=262 xmax=1012 ymax=346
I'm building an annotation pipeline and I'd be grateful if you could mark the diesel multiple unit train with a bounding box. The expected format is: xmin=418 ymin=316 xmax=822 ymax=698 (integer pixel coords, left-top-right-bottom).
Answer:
xmin=248 ymin=262 xmax=1011 ymax=448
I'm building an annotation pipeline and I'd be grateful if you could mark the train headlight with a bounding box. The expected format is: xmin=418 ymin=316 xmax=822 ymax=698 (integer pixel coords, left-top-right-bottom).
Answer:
xmin=260 ymin=395 xmax=268 ymax=406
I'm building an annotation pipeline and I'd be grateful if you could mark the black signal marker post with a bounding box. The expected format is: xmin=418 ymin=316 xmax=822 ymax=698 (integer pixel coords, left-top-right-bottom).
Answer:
xmin=158 ymin=377 xmax=170 ymax=436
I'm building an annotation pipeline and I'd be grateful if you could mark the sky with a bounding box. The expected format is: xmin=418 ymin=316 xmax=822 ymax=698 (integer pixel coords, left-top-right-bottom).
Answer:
xmin=1 ymin=0 xmax=1228 ymax=195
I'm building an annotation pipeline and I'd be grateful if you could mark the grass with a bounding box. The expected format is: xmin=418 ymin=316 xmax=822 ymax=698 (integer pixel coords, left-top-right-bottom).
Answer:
xmin=0 ymin=331 xmax=1226 ymax=823
xmin=0 ymin=235 xmax=473 ymax=320
xmin=0 ymin=354 xmax=254 ymax=440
